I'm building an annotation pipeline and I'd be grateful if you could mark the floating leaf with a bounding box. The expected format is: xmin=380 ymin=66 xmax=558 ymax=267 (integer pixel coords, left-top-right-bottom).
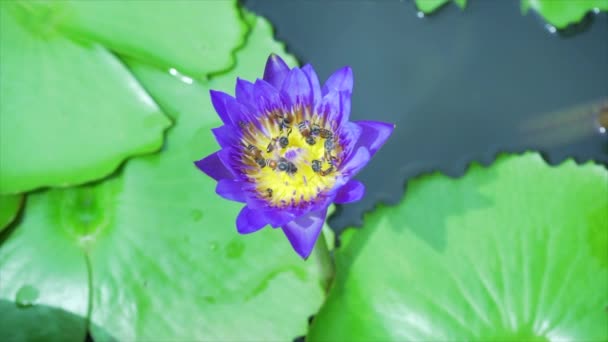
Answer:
xmin=0 ymin=4 xmax=171 ymax=194
xmin=309 ymin=153 xmax=608 ymax=341
xmin=522 ymin=0 xmax=608 ymax=29
xmin=0 ymin=16 xmax=327 ymax=341
xmin=55 ymin=0 xmax=248 ymax=78
xmin=415 ymin=0 xmax=466 ymax=14
xmin=0 ymin=188 xmax=90 ymax=341
xmin=0 ymin=195 xmax=23 ymax=232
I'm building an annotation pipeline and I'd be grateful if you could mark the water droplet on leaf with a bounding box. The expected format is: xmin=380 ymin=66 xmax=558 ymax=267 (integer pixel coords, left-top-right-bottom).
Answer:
xmin=191 ymin=209 xmax=203 ymax=221
xmin=15 ymin=285 xmax=39 ymax=308
xmin=225 ymin=239 xmax=245 ymax=259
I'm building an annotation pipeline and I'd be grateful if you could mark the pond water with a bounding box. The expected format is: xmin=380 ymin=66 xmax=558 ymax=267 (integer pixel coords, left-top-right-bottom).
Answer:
xmin=243 ymin=0 xmax=608 ymax=233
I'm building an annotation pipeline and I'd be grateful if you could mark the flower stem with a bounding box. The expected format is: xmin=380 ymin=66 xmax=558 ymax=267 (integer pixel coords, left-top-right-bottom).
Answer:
xmin=313 ymin=230 xmax=334 ymax=292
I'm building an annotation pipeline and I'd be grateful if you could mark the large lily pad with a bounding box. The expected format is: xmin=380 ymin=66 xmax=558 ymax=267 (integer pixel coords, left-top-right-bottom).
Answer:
xmin=415 ymin=0 xmax=466 ymax=14
xmin=55 ymin=0 xmax=247 ymax=78
xmin=0 ymin=4 xmax=171 ymax=194
xmin=309 ymin=153 xmax=608 ymax=341
xmin=0 ymin=195 xmax=23 ymax=232
xmin=522 ymin=0 xmax=608 ymax=29
xmin=0 ymin=15 xmax=328 ymax=341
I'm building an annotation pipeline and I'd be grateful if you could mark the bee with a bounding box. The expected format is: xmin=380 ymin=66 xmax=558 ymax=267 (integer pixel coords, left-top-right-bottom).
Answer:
xmin=311 ymin=123 xmax=321 ymax=136
xmin=277 ymin=158 xmax=297 ymax=175
xmin=277 ymin=158 xmax=289 ymax=172
xmin=311 ymin=159 xmax=322 ymax=173
xmin=319 ymin=128 xmax=333 ymax=139
xmin=320 ymin=166 xmax=334 ymax=176
xmin=324 ymin=139 xmax=335 ymax=151
xmin=265 ymin=188 xmax=273 ymax=198
xmin=297 ymin=121 xmax=311 ymax=137
xmin=255 ymin=157 xmax=266 ymax=168
xmin=279 ymin=115 xmax=293 ymax=134
xmin=266 ymin=139 xmax=276 ymax=153
xmin=267 ymin=159 xmax=278 ymax=170
xmin=279 ymin=136 xmax=289 ymax=148
xmin=305 ymin=136 xmax=316 ymax=145
xmin=287 ymin=162 xmax=298 ymax=174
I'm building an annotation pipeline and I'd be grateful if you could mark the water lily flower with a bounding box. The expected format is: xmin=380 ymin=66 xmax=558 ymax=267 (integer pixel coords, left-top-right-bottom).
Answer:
xmin=195 ymin=54 xmax=394 ymax=259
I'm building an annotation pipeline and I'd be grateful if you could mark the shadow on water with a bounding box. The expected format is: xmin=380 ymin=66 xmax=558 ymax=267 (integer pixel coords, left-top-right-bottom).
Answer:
xmin=242 ymin=0 xmax=608 ymax=234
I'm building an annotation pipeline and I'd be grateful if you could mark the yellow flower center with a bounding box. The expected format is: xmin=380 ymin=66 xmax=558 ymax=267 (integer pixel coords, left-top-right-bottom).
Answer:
xmin=239 ymin=107 xmax=342 ymax=207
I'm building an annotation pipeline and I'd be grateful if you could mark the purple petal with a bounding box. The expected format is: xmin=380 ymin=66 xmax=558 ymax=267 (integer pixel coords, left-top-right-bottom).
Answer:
xmin=253 ymin=79 xmax=284 ymax=115
xmin=302 ymin=64 xmax=322 ymax=106
xmin=210 ymin=90 xmax=236 ymax=125
xmin=235 ymin=78 xmax=254 ymax=105
xmin=340 ymin=146 xmax=371 ymax=178
xmin=281 ymin=67 xmax=312 ymax=108
xmin=337 ymin=122 xmax=362 ymax=159
xmin=353 ymin=120 xmax=395 ymax=157
xmin=263 ymin=54 xmax=290 ymax=89
xmin=212 ymin=125 xmax=240 ymax=148
xmin=194 ymin=152 xmax=235 ymax=181
xmin=216 ymin=179 xmax=247 ymax=203
xmin=281 ymin=208 xmax=328 ymax=259
xmin=322 ymin=66 xmax=353 ymax=96
xmin=334 ymin=180 xmax=365 ymax=204
xmin=316 ymin=90 xmax=351 ymax=128
xmin=237 ymin=206 xmax=268 ymax=234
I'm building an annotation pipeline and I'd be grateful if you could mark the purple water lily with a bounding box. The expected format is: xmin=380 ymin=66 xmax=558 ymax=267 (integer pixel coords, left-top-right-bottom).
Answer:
xmin=195 ymin=54 xmax=394 ymax=259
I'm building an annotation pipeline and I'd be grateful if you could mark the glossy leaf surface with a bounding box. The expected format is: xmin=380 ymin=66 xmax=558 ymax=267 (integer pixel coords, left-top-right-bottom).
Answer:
xmin=0 ymin=4 xmax=171 ymax=194
xmin=0 ymin=195 xmax=23 ymax=232
xmin=415 ymin=0 xmax=466 ymax=14
xmin=309 ymin=153 xmax=608 ymax=341
xmin=522 ymin=0 xmax=608 ymax=29
xmin=58 ymin=0 xmax=248 ymax=78
xmin=0 ymin=15 xmax=327 ymax=341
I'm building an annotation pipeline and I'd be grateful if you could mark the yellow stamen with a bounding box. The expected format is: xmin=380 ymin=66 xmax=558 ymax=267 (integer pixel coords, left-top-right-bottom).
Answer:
xmin=239 ymin=107 xmax=342 ymax=207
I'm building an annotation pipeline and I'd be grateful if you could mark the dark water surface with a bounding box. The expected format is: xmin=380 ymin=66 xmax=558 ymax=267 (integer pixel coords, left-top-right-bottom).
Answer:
xmin=242 ymin=0 xmax=608 ymax=233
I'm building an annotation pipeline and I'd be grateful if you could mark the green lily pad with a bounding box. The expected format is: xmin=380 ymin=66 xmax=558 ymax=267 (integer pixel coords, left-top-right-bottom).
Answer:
xmin=522 ymin=0 xmax=608 ymax=29
xmin=54 ymin=0 xmax=247 ymax=78
xmin=0 ymin=195 xmax=23 ymax=232
xmin=0 ymin=187 xmax=90 ymax=341
xmin=0 ymin=4 xmax=171 ymax=194
xmin=309 ymin=153 xmax=608 ymax=341
xmin=415 ymin=0 xmax=466 ymax=14
xmin=0 ymin=15 xmax=328 ymax=341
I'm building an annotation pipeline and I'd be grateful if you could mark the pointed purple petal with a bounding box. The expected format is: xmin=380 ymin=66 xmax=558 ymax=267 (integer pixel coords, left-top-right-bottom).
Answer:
xmin=337 ymin=121 xmax=362 ymax=159
xmin=316 ymin=90 xmax=351 ymax=128
xmin=194 ymin=152 xmax=234 ymax=181
xmin=237 ymin=206 xmax=268 ymax=234
xmin=216 ymin=179 xmax=247 ymax=203
xmin=281 ymin=209 xmax=328 ymax=259
xmin=302 ymin=64 xmax=322 ymax=106
xmin=210 ymin=90 xmax=236 ymax=125
xmin=263 ymin=54 xmax=290 ymax=89
xmin=211 ymin=125 xmax=239 ymax=148
xmin=322 ymin=66 xmax=353 ymax=96
xmin=334 ymin=180 xmax=365 ymax=204
xmin=253 ymin=79 xmax=283 ymax=114
xmin=340 ymin=146 xmax=371 ymax=178
xmin=281 ymin=67 xmax=312 ymax=108
xmin=353 ymin=120 xmax=395 ymax=157
xmin=235 ymin=78 xmax=254 ymax=105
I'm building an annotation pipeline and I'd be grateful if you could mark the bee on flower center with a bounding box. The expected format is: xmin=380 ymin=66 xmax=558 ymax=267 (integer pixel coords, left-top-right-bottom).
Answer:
xmin=311 ymin=159 xmax=322 ymax=173
xmin=319 ymin=128 xmax=333 ymax=139
xmin=311 ymin=123 xmax=321 ymax=136
xmin=297 ymin=120 xmax=311 ymax=136
xmin=267 ymin=159 xmax=278 ymax=170
xmin=279 ymin=136 xmax=289 ymax=148
xmin=305 ymin=136 xmax=316 ymax=145
xmin=265 ymin=188 xmax=273 ymax=198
